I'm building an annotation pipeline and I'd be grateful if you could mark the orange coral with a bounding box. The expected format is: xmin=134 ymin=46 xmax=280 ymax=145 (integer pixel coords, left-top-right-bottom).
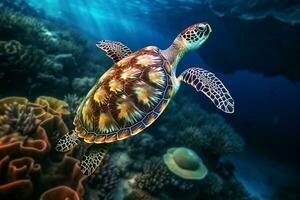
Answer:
xmin=0 ymin=96 xmax=86 ymax=200
xmin=40 ymin=186 xmax=80 ymax=200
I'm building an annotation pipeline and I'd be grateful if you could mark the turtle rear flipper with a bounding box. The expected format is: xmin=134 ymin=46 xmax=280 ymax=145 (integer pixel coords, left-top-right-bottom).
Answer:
xmin=80 ymin=143 xmax=110 ymax=176
xmin=56 ymin=130 xmax=80 ymax=152
xmin=179 ymin=67 xmax=234 ymax=113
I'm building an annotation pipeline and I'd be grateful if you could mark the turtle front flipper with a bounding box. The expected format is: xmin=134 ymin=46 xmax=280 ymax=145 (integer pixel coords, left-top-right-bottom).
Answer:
xmin=178 ymin=67 xmax=234 ymax=113
xmin=56 ymin=130 xmax=80 ymax=152
xmin=96 ymin=40 xmax=132 ymax=63
xmin=80 ymin=143 xmax=110 ymax=176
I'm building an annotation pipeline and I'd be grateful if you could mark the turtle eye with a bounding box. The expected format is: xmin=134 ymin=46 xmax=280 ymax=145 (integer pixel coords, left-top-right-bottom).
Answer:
xmin=198 ymin=26 xmax=205 ymax=31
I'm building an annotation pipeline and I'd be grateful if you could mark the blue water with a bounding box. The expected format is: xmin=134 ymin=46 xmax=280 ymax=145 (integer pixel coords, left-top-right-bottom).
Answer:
xmin=26 ymin=0 xmax=300 ymax=163
xmin=2 ymin=0 xmax=300 ymax=199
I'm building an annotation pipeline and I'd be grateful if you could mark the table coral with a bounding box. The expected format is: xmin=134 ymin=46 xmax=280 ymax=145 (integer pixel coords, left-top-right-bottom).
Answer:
xmin=0 ymin=96 xmax=87 ymax=200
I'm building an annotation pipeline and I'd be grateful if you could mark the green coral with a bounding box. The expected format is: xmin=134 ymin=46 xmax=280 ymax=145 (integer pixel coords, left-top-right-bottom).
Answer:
xmin=0 ymin=40 xmax=69 ymax=96
xmin=0 ymin=8 xmax=85 ymax=58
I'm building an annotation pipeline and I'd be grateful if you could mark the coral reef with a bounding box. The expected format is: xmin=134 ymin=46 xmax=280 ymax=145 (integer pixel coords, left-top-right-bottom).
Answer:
xmin=132 ymin=157 xmax=171 ymax=194
xmin=0 ymin=6 xmax=104 ymax=98
xmin=84 ymin=156 xmax=121 ymax=200
xmin=123 ymin=97 xmax=251 ymax=200
xmin=153 ymin=98 xmax=244 ymax=159
xmin=72 ymin=77 xmax=96 ymax=95
xmin=0 ymin=40 xmax=69 ymax=96
xmin=125 ymin=189 xmax=159 ymax=200
xmin=0 ymin=102 xmax=40 ymax=136
xmin=0 ymin=8 xmax=85 ymax=57
xmin=200 ymin=172 xmax=224 ymax=196
xmin=0 ymin=96 xmax=86 ymax=200
xmin=40 ymin=186 xmax=80 ymax=200
xmin=64 ymin=94 xmax=83 ymax=121
xmin=177 ymin=123 xmax=244 ymax=158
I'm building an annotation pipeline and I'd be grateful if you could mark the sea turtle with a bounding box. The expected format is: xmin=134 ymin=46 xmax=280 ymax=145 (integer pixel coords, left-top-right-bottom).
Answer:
xmin=56 ymin=22 xmax=234 ymax=176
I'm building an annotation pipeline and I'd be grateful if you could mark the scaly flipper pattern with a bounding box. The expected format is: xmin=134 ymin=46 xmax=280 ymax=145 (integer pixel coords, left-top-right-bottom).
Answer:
xmin=96 ymin=40 xmax=132 ymax=63
xmin=179 ymin=67 xmax=234 ymax=113
xmin=55 ymin=130 xmax=80 ymax=152
xmin=80 ymin=143 xmax=110 ymax=176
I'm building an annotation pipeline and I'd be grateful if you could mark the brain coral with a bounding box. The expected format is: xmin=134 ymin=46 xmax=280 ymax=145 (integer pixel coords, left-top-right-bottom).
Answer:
xmin=0 ymin=96 xmax=86 ymax=200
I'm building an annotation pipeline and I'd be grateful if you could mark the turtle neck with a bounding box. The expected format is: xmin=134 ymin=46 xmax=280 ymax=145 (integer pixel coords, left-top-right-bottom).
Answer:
xmin=161 ymin=38 xmax=186 ymax=73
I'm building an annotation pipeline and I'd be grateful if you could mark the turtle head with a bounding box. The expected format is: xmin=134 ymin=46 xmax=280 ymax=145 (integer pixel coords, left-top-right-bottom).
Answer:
xmin=176 ymin=22 xmax=212 ymax=51
xmin=161 ymin=22 xmax=212 ymax=72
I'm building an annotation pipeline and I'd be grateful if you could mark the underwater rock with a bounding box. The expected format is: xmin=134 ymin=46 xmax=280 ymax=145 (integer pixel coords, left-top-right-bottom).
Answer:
xmin=0 ymin=96 xmax=86 ymax=200
xmin=85 ymin=156 xmax=120 ymax=200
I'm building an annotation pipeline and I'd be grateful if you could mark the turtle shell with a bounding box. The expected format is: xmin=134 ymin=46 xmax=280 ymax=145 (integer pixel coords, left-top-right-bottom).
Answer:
xmin=74 ymin=46 xmax=174 ymax=143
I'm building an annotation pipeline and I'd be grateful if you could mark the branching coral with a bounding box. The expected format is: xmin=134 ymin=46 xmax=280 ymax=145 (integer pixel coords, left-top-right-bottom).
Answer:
xmin=0 ymin=96 xmax=86 ymax=200
xmin=1 ymin=102 xmax=40 ymax=136
xmin=174 ymin=110 xmax=244 ymax=158
xmin=72 ymin=77 xmax=96 ymax=95
xmin=133 ymin=157 xmax=171 ymax=194
xmin=85 ymin=156 xmax=120 ymax=200
xmin=0 ymin=8 xmax=86 ymax=57
xmin=177 ymin=123 xmax=244 ymax=158
xmin=64 ymin=94 xmax=82 ymax=120
xmin=0 ymin=40 xmax=69 ymax=96
xmin=0 ymin=7 xmax=95 ymax=97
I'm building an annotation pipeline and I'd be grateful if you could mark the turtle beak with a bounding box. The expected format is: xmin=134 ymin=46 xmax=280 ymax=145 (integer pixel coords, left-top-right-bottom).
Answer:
xmin=207 ymin=24 xmax=212 ymax=33
xmin=204 ymin=24 xmax=212 ymax=36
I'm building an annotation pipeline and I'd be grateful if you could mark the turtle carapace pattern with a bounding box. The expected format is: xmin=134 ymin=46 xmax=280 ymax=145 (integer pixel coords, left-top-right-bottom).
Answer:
xmin=75 ymin=46 xmax=173 ymax=144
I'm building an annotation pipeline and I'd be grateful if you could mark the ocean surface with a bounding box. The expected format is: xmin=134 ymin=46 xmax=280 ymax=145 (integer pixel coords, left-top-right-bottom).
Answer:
xmin=0 ymin=1 xmax=299 ymax=200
